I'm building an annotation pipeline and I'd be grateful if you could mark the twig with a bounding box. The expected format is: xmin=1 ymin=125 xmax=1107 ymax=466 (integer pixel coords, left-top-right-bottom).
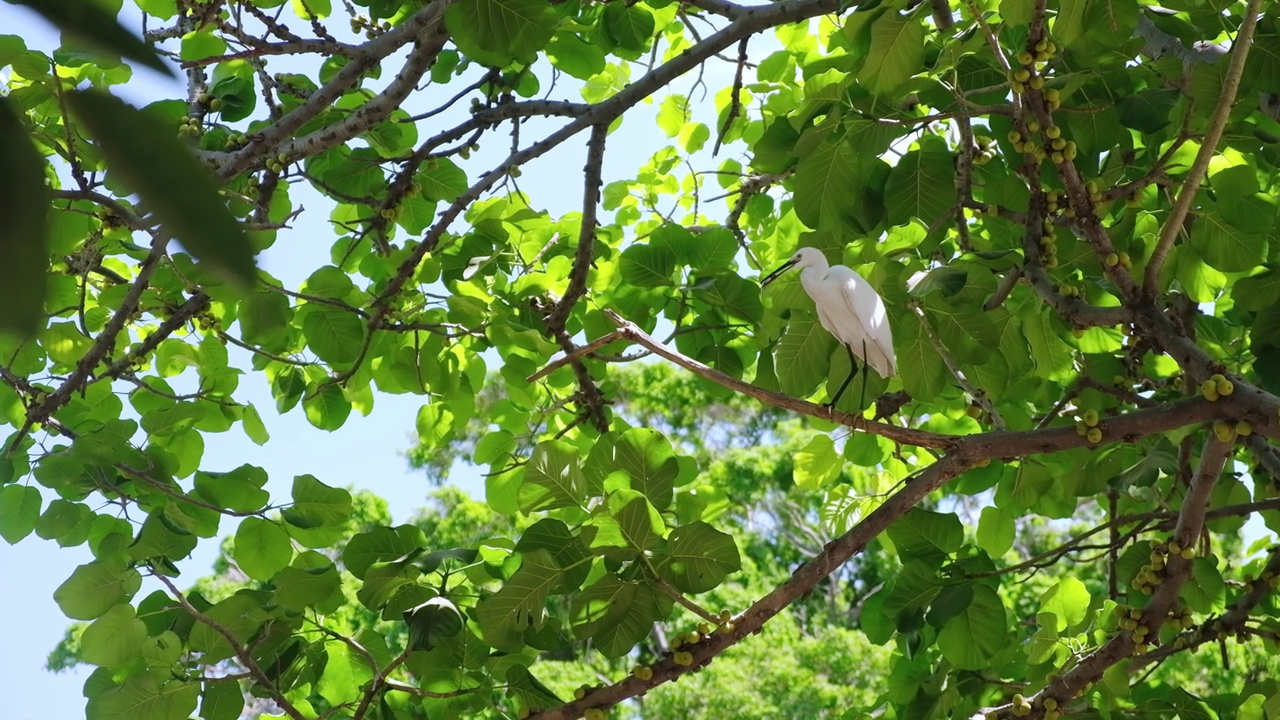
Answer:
xmin=154 ymin=574 xmax=309 ymax=720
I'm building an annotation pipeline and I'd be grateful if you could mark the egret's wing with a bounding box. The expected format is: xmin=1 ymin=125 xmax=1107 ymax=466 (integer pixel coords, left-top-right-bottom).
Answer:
xmin=838 ymin=274 xmax=896 ymax=377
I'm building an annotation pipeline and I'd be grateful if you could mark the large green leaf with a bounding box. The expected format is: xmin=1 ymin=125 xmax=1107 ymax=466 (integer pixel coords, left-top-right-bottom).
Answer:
xmin=856 ymin=13 xmax=924 ymax=96
xmin=1189 ymin=209 xmax=1267 ymax=273
xmin=774 ymin=314 xmax=837 ymax=398
xmin=475 ymin=549 xmax=561 ymax=652
xmin=0 ymin=483 xmax=42 ymax=544
xmin=233 ymin=517 xmax=293 ymax=580
xmin=792 ymin=138 xmax=860 ymax=232
xmin=0 ymin=97 xmax=49 ymax=335
xmin=444 ymin=0 xmax=558 ymax=67
xmin=794 ymin=434 xmax=843 ymax=491
xmin=300 ymin=304 xmax=365 ymax=365
xmin=886 ymin=508 xmax=963 ymax=563
xmin=518 ymin=440 xmax=587 ymax=512
xmin=66 ymin=91 xmax=255 ymax=288
xmin=937 ymin=584 xmax=1008 ymax=670
xmin=885 ymin=136 xmax=957 ymax=228
xmin=655 ymin=521 xmax=740 ymax=593
xmin=86 ymin=674 xmax=198 ymax=720
xmin=570 ymin=573 xmax=667 ymax=657
xmin=612 ymin=427 xmax=678 ymax=509
xmin=1039 ymin=576 xmax=1090 ymax=632
xmin=343 ymin=524 xmax=427 ymax=578
xmin=53 ymin=559 xmax=142 ymax=620
xmin=81 ymin=603 xmax=147 ymax=667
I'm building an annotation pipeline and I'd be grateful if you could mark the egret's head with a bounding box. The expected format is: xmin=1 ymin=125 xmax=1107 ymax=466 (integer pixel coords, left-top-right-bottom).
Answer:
xmin=761 ymin=247 xmax=828 ymax=287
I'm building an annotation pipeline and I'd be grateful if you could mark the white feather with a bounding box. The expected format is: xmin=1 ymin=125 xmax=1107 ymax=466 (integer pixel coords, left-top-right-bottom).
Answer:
xmin=777 ymin=247 xmax=897 ymax=378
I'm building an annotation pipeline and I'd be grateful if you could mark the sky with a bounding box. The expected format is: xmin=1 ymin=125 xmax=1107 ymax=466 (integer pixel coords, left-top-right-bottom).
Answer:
xmin=0 ymin=4 xmax=736 ymax=718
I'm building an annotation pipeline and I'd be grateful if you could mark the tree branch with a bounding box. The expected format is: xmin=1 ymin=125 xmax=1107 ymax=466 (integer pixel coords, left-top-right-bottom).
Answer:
xmin=1143 ymin=0 xmax=1263 ymax=291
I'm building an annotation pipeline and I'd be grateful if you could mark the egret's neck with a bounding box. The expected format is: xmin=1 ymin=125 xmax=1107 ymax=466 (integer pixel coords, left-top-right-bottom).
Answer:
xmin=799 ymin=264 xmax=827 ymax=289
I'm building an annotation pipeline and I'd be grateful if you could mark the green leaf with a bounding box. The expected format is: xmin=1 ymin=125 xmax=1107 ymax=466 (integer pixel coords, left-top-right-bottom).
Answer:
xmin=273 ymin=554 xmax=342 ymax=611
xmin=655 ymin=521 xmax=740 ymax=593
xmin=417 ymin=158 xmax=467 ymax=202
xmin=81 ymin=603 xmax=147 ymax=667
xmin=0 ymin=97 xmax=50 ymax=335
xmin=1189 ymin=209 xmax=1266 ymax=272
xmin=444 ymin=0 xmax=558 ymax=67
xmin=613 ymin=428 xmax=678 ymax=509
xmin=342 ymin=524 xmax=427 ymax=578
xmin=887 ymin=508 xmax=963 ymax=563
xmin=896 ymin=318 xmax=947 ymax=398
xmin=1116 ymin=89 xmax=1179 ymax=134
xmin=66 ymin=91 xmax=255 ymax=288
xmin=237 ymin=290 xmax=292 ymax=351
xmin=885 ymin=136 xmax=957 ymax=228
xmin=0 ymin=483 xmax=42 ymax=544
xmin=792 ymin=138 xmax=860 ymax=232
xmin=128 ymin=514 xmax=198 ymax=564
xmin=856 ymin=13 xmax=924 ymax=96
xmin=14 ymin=0 xmax=173 ymax=75
xmin=975 ymin=506 xmax=1014 ymax=558
xmin=179 ymin=31 xmax=225 ymax=61
xmin=794 ymin=434 xmax=843 ymax=491
xmin=619 ymin=243 xmax=676 ymax=288
xmin=1180 ymin=556 xmax=1226 ymax=614
xmin=518 ymin=440 xmax=587 ymax=512
xmin=475 ymin=548 xmax=561 ymax=652
xmin=234 ymin=517 xmax=293 ymax=580
xmin=695 ymin=273 xmax=763 ymax=323
xmin=241 ymin=404 xmax=269 ymax=445
xmin=54 ymin=559 xmax=142 ymax=620
xmin=35 ymin=499 xmax=93 ymax=546
xmin=603 ymin=2 xmax=655 ymax=52
xmin=1039 ymin=576 xmax=1090 ymax=631
xmin=300 ymin=304 xmax=365 ymax=365
xmin=199 ymin=681 xmax=244 ymax=720
xmin=291 ymin=0 xmax=331 ymax=19
xmin=404 ymin=597 xmax=464 ymax=651
xmin=774 ymin=313 xmax=837 ymax=398
xmin=303 ymin=382 xmax=351 ymax=431
xmin=611 ymin=493 xmax=664 ymax=552
xmin=194 ymin=464 xmax=270 ymax=513
xmin=546 ymin=32 xmax=605 ymax=80
xmin=937 ymin=584 xmax=1008 ymax=670
xmin=86 ymin=674 xmax=198 ymax=720
xmin=571 ymin=573 xmax=666 ymax=657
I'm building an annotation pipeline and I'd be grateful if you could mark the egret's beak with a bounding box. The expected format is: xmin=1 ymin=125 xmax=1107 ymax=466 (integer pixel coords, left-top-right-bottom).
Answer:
xmin=761 ymin=259 xmax=797 ymax=288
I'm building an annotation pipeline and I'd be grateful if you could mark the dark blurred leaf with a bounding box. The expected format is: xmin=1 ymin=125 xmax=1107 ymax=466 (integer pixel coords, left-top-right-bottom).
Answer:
xmin=0 ymin=96 xmax=49 ymax=335
xmin=66 ymin=90 xmax=256 ymax=289
xmin=10 ymin=0 xmax=173 ymax=75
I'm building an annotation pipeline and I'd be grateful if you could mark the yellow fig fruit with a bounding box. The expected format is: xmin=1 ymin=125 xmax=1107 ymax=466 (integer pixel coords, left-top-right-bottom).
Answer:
xmin=1213 ymin=420 xmax=1237 ymax=443
xmin=673 ymin=651 xmax=693 ymax=666
xmin=633 ymin=665 xmax=654 ymax=681
xmin=1086 ymin=427 xmax=1102 ymax=443
xmin=1083 ymin=409 xmax=1099 ymax=427
xmin=1217 ymin=378 xmax=1234 ymax=396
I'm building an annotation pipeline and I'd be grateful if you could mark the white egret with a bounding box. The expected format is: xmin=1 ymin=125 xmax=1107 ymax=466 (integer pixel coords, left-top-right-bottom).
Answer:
xmin=761 ymin=247 xmax=896 ymax=410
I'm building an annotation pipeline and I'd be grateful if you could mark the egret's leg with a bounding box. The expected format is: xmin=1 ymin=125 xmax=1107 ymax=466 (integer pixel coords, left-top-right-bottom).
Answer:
xmin=858 ymin=338 xmax=868 ymax=415
xmin=827 ymin=343 xmax=860 ymax=409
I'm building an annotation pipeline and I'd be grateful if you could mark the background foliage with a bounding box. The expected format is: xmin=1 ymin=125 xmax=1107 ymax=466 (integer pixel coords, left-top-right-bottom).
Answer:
xmin=3 ymin=0 xmax=1280 ymax=718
